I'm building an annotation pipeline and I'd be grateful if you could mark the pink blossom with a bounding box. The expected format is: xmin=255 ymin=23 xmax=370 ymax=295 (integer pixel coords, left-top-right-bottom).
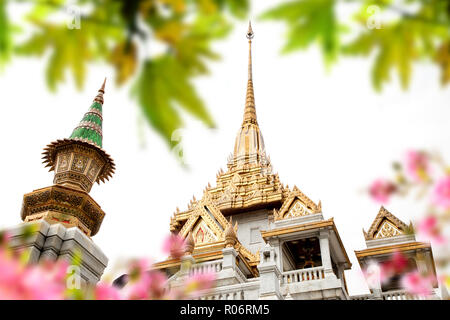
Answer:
xmin=146 ymin=270 xmax=167 ymax=299
xmin=378 ymin=251 xmax=409 ymax=283
xmin=183 ymin=272 xmax=216 ymax=298
xmin=401 ymin=271 xmax=435 ymax=296
xmin=123 ymin=270 xmax=168 ymax=300
xmin=122 ymin=258 xmax=168 ymax=300
xmin=405 ymin=151 xmax=429 ymax=182
xmin=20 ymin=261 xmax=68 ymax=300
xmin=0 ymin=232 xmax=11 ymax=247
xmin=369 ymin=179 xmax=397 ymax=204
xmin=433 ymin=176 xmax=450 ymax=210
xmin=0 ymin=249 xmax=68 ymax=299
xmin=95 ymin=282 xmax=122 ymax=300
xmin=0 ymin=249 xmax=25 ymax=299
xmin=162 ymin=234 xmax=186 ymax=260
xmin=417 ymin=216 xmax=446 ymax=245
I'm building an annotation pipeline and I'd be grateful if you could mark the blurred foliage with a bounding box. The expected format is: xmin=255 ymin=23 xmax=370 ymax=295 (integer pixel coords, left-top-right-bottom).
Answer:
xmin=1 ymin=0 xmax=450 ymax=150
xmin=261 ymin=0 xmax=450 ymax=91
xmin=0 ymin=0 xmax=246 ymax=148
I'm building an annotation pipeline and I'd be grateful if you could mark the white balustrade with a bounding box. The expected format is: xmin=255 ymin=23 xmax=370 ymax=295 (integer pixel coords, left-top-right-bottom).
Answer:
xmin=382 ymin=290 xmax=427 ymax=300
xmin=199 ymin=290 xmax=245 ymax=300
xmin=189 ymin=260 xmax=223 ymax=275
xmin=281 ymin=267 xmax=325 ymax=284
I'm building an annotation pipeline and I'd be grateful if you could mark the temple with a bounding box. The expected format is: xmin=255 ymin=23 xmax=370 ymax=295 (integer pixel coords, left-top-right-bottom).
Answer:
xmin=1 ymin=23 xmax=445 ymax=299
xmin=151 ymin=23 xmax=443 ymax=300
xmin=352 ymin=207 xmax=440 ymax=300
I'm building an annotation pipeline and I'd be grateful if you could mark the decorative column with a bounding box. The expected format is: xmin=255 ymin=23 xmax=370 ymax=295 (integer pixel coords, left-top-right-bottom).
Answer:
xmin=220 ymin=221 xmax=240 ymax=284
xmin=257 ymin=244 xmax=282 ymax=300
xmin=10 ymin=79 xmax=115 ymax=284
xmin=336 ymin=262 xmax=346 ymax=290
xmin=319 ymin=230 xmax=337 ymax=279
xmin=364 ymin=260 xmax=383 ymax=300
xmin=179 ymin=232 xmax=195 ymax=276
xmin=415 ymin=251 xmax=429 ymax=275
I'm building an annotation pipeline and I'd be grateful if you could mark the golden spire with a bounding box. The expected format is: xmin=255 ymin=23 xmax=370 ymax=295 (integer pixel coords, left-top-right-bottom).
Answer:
xmin=94 ymin=77 xmax=107 ymax=105
xmin=231 ymin=22 xmax=267 ymax=168
xmin=243 ymin=21 xmax=257 ymax=124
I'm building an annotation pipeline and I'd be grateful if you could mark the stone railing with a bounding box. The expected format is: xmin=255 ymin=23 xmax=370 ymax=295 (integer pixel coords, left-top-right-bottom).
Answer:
xmin=196 ymin=279 xmax=260 ymax=300
xmin=382 ymin=290 xmax=428 ymax=300
xmin=199 ymin=290 xmax=246 ymax=300
xmin=281 ymin=267 xmax=325 ymax=284
xmin=189 ymin=260 xmax=223 ymax=275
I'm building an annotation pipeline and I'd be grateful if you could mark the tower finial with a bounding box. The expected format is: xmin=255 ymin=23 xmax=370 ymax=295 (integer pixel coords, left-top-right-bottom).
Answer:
xmin=94 ymin=77 xmax=107 ymax=104
xmin=243 ymin=22 xmax=257 ymax=124
xmin=246 ymin=21 xmax=254 ymax=40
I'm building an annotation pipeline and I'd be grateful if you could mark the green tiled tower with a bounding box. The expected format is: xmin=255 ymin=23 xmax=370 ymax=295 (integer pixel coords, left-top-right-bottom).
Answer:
xmin=69 ymin=79 xmax=105 ymax=148
xmin=21 ymin=79 xmax=115 ymax=237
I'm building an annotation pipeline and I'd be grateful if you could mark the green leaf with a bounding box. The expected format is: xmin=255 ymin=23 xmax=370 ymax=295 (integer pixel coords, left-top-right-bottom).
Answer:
xmin=173 ymin=14 xmax=231 ymax=74
xmin=16 ymin=17 xmax=122 ymax=91
xmin=260 ymin=0 xmax=340 ymax=64
xmin=222 ymin=0 xmax=249 ymax=19
xmin=0 ymin=0 xmax=12 ymax=66
xmin=343 ymin=18 xmax=447 ymax=91
xmin=132 ymin=56 xmax=215 ymax=148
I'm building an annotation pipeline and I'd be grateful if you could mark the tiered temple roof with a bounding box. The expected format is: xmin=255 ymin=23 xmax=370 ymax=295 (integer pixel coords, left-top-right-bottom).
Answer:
xmin=165 ymin=23 xmax=323 ymax=273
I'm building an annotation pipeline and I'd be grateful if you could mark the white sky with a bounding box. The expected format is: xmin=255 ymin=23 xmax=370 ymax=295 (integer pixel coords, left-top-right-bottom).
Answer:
xmin=1 ymin=1 xmax=449 ymax=295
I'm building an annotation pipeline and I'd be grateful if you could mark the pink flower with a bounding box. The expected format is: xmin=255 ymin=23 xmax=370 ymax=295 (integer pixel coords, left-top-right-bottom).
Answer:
xmin=122 ymin=258 xmax=168 ymax=300
xmin=401 ymin=271 xmax=435 ymax=296
xmin=378 ymin=251 xmax=409 ymax=283
xmin=162 ymin=234 xmax=186 ymax=260
xmin=183 ymin=272 xmax=216 ymax=298
xmin=417 ymin=216 xmax=446 ymax=246
xmin=369 ymin=179 xmax=397 ymax=204
xmin=0 ymin=232 xmax=11 ymax=248
xmin=124 ymin=271 xmax=168 ymax=300
xmin=21 ymin=261 xmax=68 ymax=300
xmin=0 ymin=249 xmax=68 ymax=300
xmin=433 ymin=176 xmax=450 ymax=210
xmin=405 ymin=151 xmax=429 ymax=182
xmin=146 ymin=270 xmax=167 ymax=299
xmin=95 ymin=282 xmax=122 ymax=300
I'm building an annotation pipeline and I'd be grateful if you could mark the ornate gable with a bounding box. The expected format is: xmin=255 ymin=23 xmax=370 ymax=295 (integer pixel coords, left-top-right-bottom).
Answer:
xmin=274 ymin=186 xmax=321 ymax=221
xmin=364 ymin=206 xmax=411 ymax=240
xmin=179 ymin=195 xmax=228 ymax=244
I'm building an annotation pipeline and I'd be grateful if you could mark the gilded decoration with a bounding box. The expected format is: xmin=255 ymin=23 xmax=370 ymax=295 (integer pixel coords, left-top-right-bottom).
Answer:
xmin=364 ymin=206 xmax=411 ymax=240
xmin=57 ymin=153 xmax=71 ymax=172
xmin=21 ymin=80 xmax=113 ymax=237
xmin=174 ymin=195 xmax=259 ymax=269
xmin=193 ymin=220 xmax=217 ymax=245
xmin=286 ymin=200 xmax=307 ymax=218
xmin=87 ymin=160 xmax=100 ymax=182
xmin=49 ymin=141 xmax=113 ymax=192
xmin=165 ymin=24 xmax=327 ymax=276
xmin=71 ymin=154 xmax=89 ymax=173
xmin=21 ymin=185 xmax=105 ymax=236
xmin=375 ymin=220 xmax=403 ymax=239
xmin=274 ymin=186 xmax=321 ymax=221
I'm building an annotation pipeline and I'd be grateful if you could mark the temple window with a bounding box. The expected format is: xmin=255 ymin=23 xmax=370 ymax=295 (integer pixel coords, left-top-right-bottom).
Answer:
xmin=282 ymin=237 xmax=322 ymax=272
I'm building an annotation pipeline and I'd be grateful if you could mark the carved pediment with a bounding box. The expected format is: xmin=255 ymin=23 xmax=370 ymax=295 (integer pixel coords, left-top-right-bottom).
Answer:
xmin=375 ymin=220 xmax=403 ymax=239
xmin=179 ymin=198 xmax=228 ymax=243
xmin=275 ymin=186 xmax=321 ymax=221
xmin=364 ymin=206 xmax=411 ymax=240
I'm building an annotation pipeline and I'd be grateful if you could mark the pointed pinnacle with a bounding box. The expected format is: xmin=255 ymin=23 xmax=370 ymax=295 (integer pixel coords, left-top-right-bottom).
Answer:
xmin=246 ymin=21 xmax=254 ymax=40
xmin=100 ymin=77 xmax=106 ymax=92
